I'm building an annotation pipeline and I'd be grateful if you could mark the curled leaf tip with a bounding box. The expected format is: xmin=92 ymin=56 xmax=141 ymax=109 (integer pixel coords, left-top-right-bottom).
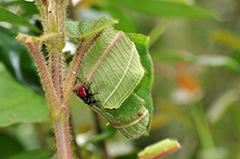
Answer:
xmin=138 ymin=138 xmax=181 ymax=159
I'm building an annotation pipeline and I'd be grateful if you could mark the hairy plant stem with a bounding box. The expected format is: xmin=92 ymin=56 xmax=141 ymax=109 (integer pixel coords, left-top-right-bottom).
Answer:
xmin=63 ymin=42 xmax=86 ymax=105
xmin=53 ymin=107 xmax=73 ymax=159
xmin=18 ymin=0 xmax=80 ymax=159
xmin=17 ymin=35 xmax=74 ymax=159
xmin=16 ymin=37 xmax=60 ymax=114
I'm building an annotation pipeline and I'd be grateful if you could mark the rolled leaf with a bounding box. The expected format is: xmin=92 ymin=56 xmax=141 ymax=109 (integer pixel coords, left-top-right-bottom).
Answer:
xmin=91 ymin=94 xmax=149 ymax=139
xmin=80 ymin=26 xmax=144 ymax=109
xmin=69 ymin=17 xmax=152 ymax=139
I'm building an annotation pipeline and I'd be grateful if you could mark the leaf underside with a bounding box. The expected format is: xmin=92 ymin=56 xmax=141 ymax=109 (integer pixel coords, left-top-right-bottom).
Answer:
xmin=81 ymin=26 xmax=144 ymax=109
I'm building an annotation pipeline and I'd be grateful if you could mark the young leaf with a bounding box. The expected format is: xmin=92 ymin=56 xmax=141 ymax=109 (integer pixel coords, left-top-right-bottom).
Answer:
xmin=99 ymin=6 xmax=138 ymax=32
xmin=138 ymin=138 xmax=181 ymax=159
xmin=66 ymin=17 xmax=118 ymax=39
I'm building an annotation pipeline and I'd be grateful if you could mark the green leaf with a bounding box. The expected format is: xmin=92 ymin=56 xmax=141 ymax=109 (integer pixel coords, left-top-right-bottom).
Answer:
xmin=71 ymin=17 xmax=152 ymax=139
xmin=80 ymin=26 xmax=144 ymax=109
xmin=73 ymin=17 xmax=152 ymax=139
xmin=109 ymin=93 xmax=145 ymax=119
xmin=110 ymin=0 xmax=218 ymax=19
xmin=100 ymin=6 xmax=138 ymax=32
xmin=0 ymin=6 xmax=41 ymax=33
xmin=195 ymin=55 xmax=240 ymax=70
xmin=108 ymin=93 xmax=150 ymax=139
xmin=211 ymin=30 xmax=240 ymax=50
xmin=0 ymin=26 xmax=42 ymax=93
xmin=90 ymin=33 xmax=152 ymax=139
xmin=138 ymin=138 xmax=181 ymax=159
xmin=207 ymin=89 xmax=239 ymax=125
xmin=66 ymin=17 xmax=118 ymax=39
xmin=150 ymin=51 xmax=195 ymax=62
xmin=127 ymin=33 xmax=153 ymax=130
xmin=86 ymin=125 xmax=116 ymax=144
xmin=151 ymin=51 xmax=240 ymax=70
xmin=0 ymin=132 xmax=24 ymax=158
xmin=0 ymin=0 xmax=39 ymax=18
xmin=6 ymin=149 xmax=54 ymax=159
xmin=0 ymin=63 xmax=49 ymax=127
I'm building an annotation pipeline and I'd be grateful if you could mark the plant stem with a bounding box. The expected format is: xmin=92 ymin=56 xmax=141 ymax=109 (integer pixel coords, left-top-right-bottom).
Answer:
xmin=22 ymin=1 xmax=76 ymax=159
xmin=69 ymin=113 xmax=82 ymax=159
xmin=63 ymin=43 xmax=85 ymax=105
xmin=16 ymin=36 xmax=60 ymax=113
xmin=53 ymin=107 xmax=74 ymax=159
xmin=69 ymin=0 xmax=77 ymax=21
xmin=93 ymin=112 xmax=109 ymax=159
xmin=148 ymin=18 xmax=172 ymax=47
xmin=190 ymin=102 xmax=216 ymax=158
xmin=35 ymin=123 xmax=48 ymax=148
xmin=16 ymin=34 xmax=74 ymax=159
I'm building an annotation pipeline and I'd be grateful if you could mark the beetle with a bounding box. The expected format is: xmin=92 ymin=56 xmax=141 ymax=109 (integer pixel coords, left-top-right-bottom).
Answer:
xmin=73 ymin=82 xmax=98 ymax=106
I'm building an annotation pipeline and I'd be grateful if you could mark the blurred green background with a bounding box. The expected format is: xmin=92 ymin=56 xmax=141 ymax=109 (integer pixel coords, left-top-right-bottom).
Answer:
xmin=0 ymin=0 xmax=240 ymax=159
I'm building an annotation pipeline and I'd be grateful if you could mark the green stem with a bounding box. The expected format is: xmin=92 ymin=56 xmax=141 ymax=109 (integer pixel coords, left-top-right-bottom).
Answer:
xmin=93 ymin=112 xmax=109 ymax=159
xmin=190 ymin=102 xmax=216 ymax=158
xmin=148 ymin=18 xmax=172 ymax=47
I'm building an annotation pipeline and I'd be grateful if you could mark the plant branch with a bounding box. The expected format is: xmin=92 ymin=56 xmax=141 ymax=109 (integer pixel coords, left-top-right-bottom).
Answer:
xmin=16 ymin=35 xmax=60 ymax=114
xmin=63 ymin=42 xmax=85 ymax=106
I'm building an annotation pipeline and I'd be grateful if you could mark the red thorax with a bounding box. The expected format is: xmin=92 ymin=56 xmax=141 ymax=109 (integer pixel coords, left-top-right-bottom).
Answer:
xmin=78 ymin=86 xmax=87 ymax=98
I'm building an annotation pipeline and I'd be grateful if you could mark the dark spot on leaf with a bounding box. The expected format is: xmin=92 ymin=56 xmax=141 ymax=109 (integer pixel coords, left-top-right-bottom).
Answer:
xmin=137 ymin=113 xmax=143 ymax=118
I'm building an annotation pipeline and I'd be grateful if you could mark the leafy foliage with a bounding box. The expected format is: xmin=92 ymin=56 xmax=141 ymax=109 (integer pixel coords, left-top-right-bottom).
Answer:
xmin=0 ymin=6 xmax=40 ymax=33
xmin=1 ymin=0 xmax=240 ymax=158
xmin=0 ymin=64 xmax=49 ymax=127
xmin=108 ymin=0 xmax=218 ymax=19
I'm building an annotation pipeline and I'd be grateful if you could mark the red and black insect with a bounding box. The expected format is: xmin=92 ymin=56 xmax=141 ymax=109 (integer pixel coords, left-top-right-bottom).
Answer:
xmin=73 ymin=82 xmax=98 ymax=106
